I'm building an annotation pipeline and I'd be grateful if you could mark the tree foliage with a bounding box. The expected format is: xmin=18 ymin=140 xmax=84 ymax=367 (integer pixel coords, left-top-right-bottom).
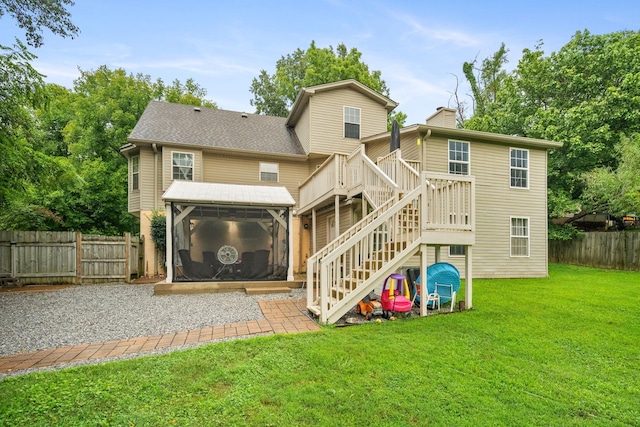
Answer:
xmin=462 ymin=30 xmax=640 ymax=223
xmin=582 ymin=134 xmax=640 ymax=217
xmin=462 ymin=43 xmax=509 ymax=118
xmin=250 ymin=41 xmax=404 ymax=126
xmin=0 ymin=64 xmax=216 ymax=234
xmin=0 ymin=0 xmax=79 ymax=48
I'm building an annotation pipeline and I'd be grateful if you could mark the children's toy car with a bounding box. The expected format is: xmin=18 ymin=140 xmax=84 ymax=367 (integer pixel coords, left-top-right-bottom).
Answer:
xmin=356 ymin=297 xmax=383 ymax=320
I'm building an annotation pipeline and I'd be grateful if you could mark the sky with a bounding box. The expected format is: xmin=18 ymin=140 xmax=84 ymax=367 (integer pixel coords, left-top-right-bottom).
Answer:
xmin=2 ymin=0 xmax=639 ymax=125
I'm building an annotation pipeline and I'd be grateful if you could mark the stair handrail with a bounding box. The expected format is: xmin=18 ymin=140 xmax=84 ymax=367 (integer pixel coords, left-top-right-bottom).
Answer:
xmin=308 ymin=186 xmax=423 ymax=323
xmin=346 ymin=145 xmax=398 ymax=208
xmin=377 ymin=149 xmax=421 ymax=194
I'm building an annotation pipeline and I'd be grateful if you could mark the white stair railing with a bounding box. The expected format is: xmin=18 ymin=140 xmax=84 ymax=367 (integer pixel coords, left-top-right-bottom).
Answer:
xmin=377 ymin=149 xmax=420 ymax=195
xmin=346 ymin=145 xmax=398 ymax=208
xmin=307 ymin=186 xmax=422 ymax=324
xmin=305 ymin=155 xmax=475 ymax=325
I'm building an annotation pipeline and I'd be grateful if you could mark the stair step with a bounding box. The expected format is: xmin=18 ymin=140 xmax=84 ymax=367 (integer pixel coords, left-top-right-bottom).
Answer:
xmin=245 ymin=287 xmax=291 ymax=295
xmin=307 ymin=305 xmax=321 ymax=316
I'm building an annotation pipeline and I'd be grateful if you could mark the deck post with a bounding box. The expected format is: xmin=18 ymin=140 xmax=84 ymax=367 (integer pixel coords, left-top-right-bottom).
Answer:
xmin=419 ymin=243 xmax=428 ymax=316
xmin=165 ymin=202 xmax=173 ymax=283
xmin=465 ymin=245 xmax=473 ymax=308
xmin=312 ymin=208 xmax=317 ymax=254
xmin=287 ymin=209 xmax=294 ymax=281
xmin=334 ymin=194 xmax=340 ymax=239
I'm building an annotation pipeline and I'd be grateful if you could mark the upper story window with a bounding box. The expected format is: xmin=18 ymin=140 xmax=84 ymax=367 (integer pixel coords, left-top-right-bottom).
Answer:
xmin=449 ymin=140 xmax=469 ymax=175
xmin=510 ymin=148 xmax=529 ymax=188
xmin=344 ymin=106 xmax=361 ymax=139
xmin=131 ymin=155 xmax=139 ymax=190
xmin=260 ymin=162 xmax=279 ymax=182
xmin=172 ymin=152 xmax=193 ymax=181
xmin=510 ymin=217 xmax=530 ymax=257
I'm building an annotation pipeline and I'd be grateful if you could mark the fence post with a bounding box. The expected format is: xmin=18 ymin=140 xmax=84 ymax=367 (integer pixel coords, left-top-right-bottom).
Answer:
xmin=76 ymin=232 xmax=82 ymax=285
xmin=124 ymin=232 xmax=131 ymax=283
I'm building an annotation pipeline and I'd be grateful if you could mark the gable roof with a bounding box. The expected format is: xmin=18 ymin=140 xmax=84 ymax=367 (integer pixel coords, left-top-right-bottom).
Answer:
xmin=286 ymin=79 xmax=398 ymax=126
xmin=128 ymin=101 xmax=306 ymax=157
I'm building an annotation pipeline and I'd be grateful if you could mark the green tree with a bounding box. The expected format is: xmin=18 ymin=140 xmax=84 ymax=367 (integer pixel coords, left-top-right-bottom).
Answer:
xmin=582 ymin=134 xmax=640 ymax=217
xmin=462 ymin=43 xmax=509 ymax=119
xmin=0 ymin=0 xmax=79 ymax=48
xmin=463 ymin=30 xmax=640 ymax=224
xmin=157 ymin=78 xmax=217 ymax=108
xmin=0 ymin=0 xmax=79 ymax=222
xmin=250 ymin=41 xmax=405 ymax=126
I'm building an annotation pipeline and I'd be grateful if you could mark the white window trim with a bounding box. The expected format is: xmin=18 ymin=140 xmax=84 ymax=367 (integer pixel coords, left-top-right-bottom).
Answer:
xmin=343 ymin=106 xmax=361 ymax=139
xmin=510 ymin=216 xmax=530 ymax=258
xmin=259 ymin=162 xmax=279 ymax=182
xmin=131 ymin=155 xmax=139 ymax=191
xmin=509 ymin=147 xmax=529 ymax=189
xmin=448 ymin=140 xmax=470 ymax=175
xmin=171 ymin=151 xmax=194 ymax=181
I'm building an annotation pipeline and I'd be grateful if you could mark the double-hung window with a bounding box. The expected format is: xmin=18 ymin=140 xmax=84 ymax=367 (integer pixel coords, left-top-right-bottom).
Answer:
xmin=260 ymin=162 xmax=279 ymax=182
xmin=510 ymin=148 xmax=529 ymax=188
xmin=449 ymin=140 xmax=469 ymax=175
xmin=131 ymin=155 xmax=139 ymax=190
xmin=510 ymin=217 xmax=529 ymax=257
xmin=172 ymin=152 xmax=193 ymax=181
xmin=448 ymin=140 xmax=469 ymax=256
xmin=344 ymin=106 xmax=361 ymax=139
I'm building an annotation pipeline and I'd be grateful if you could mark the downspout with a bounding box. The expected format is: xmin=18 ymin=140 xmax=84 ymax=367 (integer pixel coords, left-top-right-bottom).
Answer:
xmin=152 ymin=144 xmax=159 ymax=208
xmin=152 ymin=143 xmax=159 ymax=276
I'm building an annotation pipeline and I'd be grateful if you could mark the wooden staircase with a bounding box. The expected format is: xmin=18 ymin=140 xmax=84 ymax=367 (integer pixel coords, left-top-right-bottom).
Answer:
xmin=304 ymin=147 xmax=475 ymax=325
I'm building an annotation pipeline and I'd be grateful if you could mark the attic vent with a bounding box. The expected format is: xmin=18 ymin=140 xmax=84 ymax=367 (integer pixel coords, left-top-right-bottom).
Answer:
xmin=194 ymin=107 xmax=201 ymax=112
xmin=241 ymin=112 xmax=248 ymax=118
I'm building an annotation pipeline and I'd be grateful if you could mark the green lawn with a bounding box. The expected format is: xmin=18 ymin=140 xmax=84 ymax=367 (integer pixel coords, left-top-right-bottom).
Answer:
xmin=1 ymin=263 xmax=638 ymax=426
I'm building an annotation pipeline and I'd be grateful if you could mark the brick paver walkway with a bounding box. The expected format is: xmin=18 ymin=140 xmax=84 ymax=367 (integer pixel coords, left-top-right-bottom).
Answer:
xmin=0 ymin=298 xmax=319 ymax=375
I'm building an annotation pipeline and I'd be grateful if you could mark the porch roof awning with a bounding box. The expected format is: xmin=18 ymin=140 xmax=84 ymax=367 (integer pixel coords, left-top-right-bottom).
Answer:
xmin=162 ymin=181 xmax=296 ymax=207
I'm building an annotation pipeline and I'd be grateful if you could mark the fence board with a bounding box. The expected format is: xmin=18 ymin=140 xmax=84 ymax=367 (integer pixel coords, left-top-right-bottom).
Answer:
xmin=549 ymin=231 xmax=640 ymax=271
xmin=0 ymin=231 xmax=142 ymax=285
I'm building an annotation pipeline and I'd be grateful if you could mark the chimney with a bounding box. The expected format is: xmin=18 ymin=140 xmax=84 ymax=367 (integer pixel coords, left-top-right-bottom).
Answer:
xmin=425 ymin=107 xmax=456 ymax=128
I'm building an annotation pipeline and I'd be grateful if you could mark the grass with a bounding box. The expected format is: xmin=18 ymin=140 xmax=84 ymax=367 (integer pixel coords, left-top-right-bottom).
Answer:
xmin=0 ymin=263 xmax=638 ymax=426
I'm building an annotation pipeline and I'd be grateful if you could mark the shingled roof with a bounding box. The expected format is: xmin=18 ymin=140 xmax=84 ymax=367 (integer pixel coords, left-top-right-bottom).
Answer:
xmin=128 ymin=101 xmax=306 ymax=156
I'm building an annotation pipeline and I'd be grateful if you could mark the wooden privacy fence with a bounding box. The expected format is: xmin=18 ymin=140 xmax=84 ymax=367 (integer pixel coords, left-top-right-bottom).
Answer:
xmin=0 ymin=231 xmax=143 ymax=285
xmin=549 ymin=231 xmax=640 ymax=271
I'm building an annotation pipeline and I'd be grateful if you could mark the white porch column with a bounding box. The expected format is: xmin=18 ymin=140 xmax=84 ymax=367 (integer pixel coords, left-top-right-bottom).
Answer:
xmin=434 ymin=245 xmax=441 ymax=263
xmin=165 ymin=202 xmax=173 ymax=283
xmin=465 ymin=245 xmax=473 ymax=309
xmin=287 ymin=209 xmax=294 ymax=281
xmin=312 ymin=208 xmax=317 ymax=254
xmin=419 ymin=243 xmax=428 ymax=317
xmin=334 ymin=194 xmax=340 ymax=238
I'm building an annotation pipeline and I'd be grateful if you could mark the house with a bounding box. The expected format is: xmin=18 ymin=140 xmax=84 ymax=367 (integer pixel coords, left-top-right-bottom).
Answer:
xmin=121 ymin=79 xmax=562 ymax=324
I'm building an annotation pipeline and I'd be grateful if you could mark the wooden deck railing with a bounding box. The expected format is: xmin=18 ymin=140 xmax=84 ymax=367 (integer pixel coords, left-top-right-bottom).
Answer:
xmin=298 ymin=153 xmax=348 ymax=211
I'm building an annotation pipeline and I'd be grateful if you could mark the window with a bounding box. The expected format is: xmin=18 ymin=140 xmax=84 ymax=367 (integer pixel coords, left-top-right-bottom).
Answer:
xmin=449 ymin=245 xmax=466 ymax=257
xmin=131 ymin=155 xmax=139 ymax=190
xmin=172 ymin=152 xmax=193 ymax=181
xmin=344 ymin=106 xmax=361 ymax=139
xmin=510 ymin=148 xmax=529 ymax=188
xmin=510 ymin=217 xmax=529 ymax=257
xmin=260 ymin=162 xmax=279 ymax=182
xmin=449 ymin=140 xmax=469 ymax=175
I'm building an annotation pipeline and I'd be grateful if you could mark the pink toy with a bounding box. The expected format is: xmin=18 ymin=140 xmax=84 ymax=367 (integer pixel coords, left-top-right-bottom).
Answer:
xmin=380 ymin=273 xmax=413 ymax=318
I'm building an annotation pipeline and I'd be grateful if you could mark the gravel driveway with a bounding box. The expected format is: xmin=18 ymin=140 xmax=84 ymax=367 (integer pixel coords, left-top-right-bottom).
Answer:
xmin=0 ymin=283 xmax=305 ymax=357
